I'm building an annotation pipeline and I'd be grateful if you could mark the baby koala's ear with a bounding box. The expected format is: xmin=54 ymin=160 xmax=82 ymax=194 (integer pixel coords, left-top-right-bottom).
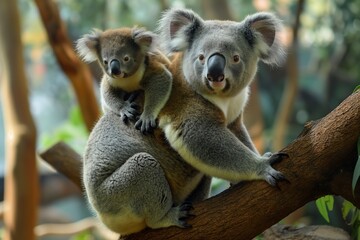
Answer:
xmin=76 ymin=29 xmax=102 ymax=62
xmin=132 ymin=28 xmax=157 ymax=52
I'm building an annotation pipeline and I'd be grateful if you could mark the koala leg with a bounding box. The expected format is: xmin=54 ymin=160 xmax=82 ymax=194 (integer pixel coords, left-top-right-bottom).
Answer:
xmin=97 ymin=152 xmax=193 ymax=234
xmin=185 ymin=176 xmax=212 ymax=203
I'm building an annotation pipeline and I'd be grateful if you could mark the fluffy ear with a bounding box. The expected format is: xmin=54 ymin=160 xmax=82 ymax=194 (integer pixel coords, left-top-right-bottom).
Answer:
xmin=158 ymin=8 xmax=203 ymax=52
xmin=241 ymin=12 xmax=285 ymax=65
xmin=132 ymin=28 xmax=156 ymax=52
xmin=75 ymin=29 xmax=102 ymax=63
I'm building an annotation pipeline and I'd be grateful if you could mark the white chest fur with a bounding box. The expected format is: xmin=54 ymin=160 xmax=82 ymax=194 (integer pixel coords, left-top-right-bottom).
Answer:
xmin=202 ymin=87 xmax=249 ymax=125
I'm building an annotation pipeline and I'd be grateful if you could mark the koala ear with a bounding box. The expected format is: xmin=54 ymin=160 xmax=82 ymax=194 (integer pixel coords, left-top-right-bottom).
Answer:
xmin=241 ymin=12 xmax=285 ymax=65
xmin=132 ymin=28 xmax=156 ymax=52
xmin=158 ymin=8 xmax=203 ymax=52
xmin=76 ymin=29 xmax=102 ymax=63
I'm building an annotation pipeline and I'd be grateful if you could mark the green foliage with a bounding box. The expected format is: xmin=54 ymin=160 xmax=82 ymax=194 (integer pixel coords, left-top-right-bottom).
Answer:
xmin=343 ymin=200 xmax=360 ymax=240
xmin=40 ymin=106 xmax=88 ymax=153
xmin=355 ymin=85 xmax=360 ymax=93
xmin=352 ymin=138 xmax=360 ymax=194
xmin=71 ymin=230 xmax=93 ymax=240
xmin=315 ymin=195 xmax=334 ymax=223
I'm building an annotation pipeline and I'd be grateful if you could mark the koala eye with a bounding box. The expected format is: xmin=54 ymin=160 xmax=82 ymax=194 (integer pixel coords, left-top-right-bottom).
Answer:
xmin=198 ymin=54 xmax=205 ymax=63
xmin=233 ymin=55 xmax=240 ymax=63
xmin=123 ymin=56 xmax=130 ymax=62
xmin=103 ymin=60 xmax=108 ymax=65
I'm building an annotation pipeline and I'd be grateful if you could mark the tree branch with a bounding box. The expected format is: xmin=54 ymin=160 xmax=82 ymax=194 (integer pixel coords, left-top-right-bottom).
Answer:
xmin=0 ymin=1 xmax=39 ymax=239
xmin=33 ymin=0 xmax=100 ymax=132
xmin=40 ymin=142 xmax=83 ymax=190
xmin=272 ymin=0 xmax=305 ymax=150
xmin=41 ymin=91 xmax=360 ymax=239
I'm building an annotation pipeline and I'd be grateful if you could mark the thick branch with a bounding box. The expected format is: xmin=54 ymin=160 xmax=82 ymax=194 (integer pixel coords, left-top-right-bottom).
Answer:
xmin=41 ymin=91 xmax=360 ymax=239
xmin=33 ymin=0 xmax=100 ymax=132
xmin=0 ymin=1 xmax=39 ymax=239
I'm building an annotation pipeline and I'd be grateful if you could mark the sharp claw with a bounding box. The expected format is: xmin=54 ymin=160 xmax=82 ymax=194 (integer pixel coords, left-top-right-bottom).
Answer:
xmin=180 ymin=221 xmax=192 ymax=229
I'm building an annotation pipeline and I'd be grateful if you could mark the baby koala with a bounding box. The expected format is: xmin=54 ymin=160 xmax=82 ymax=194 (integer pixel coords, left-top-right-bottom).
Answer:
xmin=76 ymin=27 xmax=172 ymax=133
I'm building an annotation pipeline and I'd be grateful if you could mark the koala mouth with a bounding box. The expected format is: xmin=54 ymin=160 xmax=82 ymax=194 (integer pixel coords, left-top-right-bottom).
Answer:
xmin=205 ymin=78 xmax=228 ymax=93
xmin=110 ymin=72 xmax=128 ymax=79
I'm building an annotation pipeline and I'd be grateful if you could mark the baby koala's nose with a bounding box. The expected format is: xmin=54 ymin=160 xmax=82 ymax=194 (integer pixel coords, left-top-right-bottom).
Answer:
xmin=110 ymin=59 xmax=121 ymax=75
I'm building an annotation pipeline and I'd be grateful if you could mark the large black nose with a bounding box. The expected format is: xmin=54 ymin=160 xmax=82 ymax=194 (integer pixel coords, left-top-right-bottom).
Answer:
xmin=110 ymin=59 xmax=121 ymax=75
xmin=207 ymin=53 xmax=225 ymax=82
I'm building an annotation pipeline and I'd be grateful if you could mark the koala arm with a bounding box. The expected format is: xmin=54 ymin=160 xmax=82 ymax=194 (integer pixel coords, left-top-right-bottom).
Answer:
xmin=163 ymin=116 xmax=284 ymax=185
xmin=100 ymin=79 xmax=139 ymax=121
xmin=136 ymin=61 xmax=172 ymax=133
xmin=227 ymin=114 xmax=259 ymax=155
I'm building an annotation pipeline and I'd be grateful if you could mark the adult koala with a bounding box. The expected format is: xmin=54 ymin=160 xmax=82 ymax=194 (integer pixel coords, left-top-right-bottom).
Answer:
xmin=82 ymin=8 xmax=286 ymax=236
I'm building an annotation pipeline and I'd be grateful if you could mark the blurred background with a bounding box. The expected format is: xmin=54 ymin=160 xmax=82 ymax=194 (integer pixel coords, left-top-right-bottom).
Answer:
xmin=0 ymin=0 xmax=360 ymax=239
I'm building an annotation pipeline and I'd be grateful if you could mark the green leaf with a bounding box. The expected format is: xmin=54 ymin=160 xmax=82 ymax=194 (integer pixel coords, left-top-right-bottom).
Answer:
xmin=325 ymin=195 xmax=334 ymax=211
xmin=316 ymin=196 xmax=331 ymax=223
xmin=354 ymin=85 xmax=360 ymax=93
xmin=353 ymin=138 xmax=360 ymax=194
xmin=343 ymin=200 xmax=355 ymax=220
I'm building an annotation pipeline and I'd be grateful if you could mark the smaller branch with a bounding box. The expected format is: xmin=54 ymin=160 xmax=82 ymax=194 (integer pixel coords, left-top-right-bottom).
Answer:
xmin=35 ymin=217 xmax=118 ymax=239
xmin=263 ymin=224 xmax=350 ymax=240
xmin=272 ymin=0 xmax=304 ymax=150
xmin=34 ymin=0 xmax=100 ymax=131
xmin=40 ymin=142 xmax=83 ymax=190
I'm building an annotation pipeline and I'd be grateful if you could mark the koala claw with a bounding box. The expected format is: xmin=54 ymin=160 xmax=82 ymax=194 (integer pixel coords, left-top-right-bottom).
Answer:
xmin=262 ymin=152 xmax=289 ymax=187
xmin=120 ymin=102 xmax=140 ymax=123
xmin=177 ymin=202 xmax=194 ymax=228
xmin=135 ymin=116 xmax=158 ymax=134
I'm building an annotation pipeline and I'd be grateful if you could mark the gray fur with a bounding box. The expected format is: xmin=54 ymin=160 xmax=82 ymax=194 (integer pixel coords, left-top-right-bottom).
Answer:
xmin=83 ymin=112 xmax=206 ymax=235
xmin=82 ymin=8 xmax=286 ymax=236
xmin=157 ymin=8 xmax=286 ymax=183
xmin=76 ymin=27 xmax=172 ymax=133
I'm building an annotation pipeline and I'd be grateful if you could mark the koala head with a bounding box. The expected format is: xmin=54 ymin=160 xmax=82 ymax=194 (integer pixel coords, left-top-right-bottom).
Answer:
xmin=76 ymin=27 xmax=155 ymax=80
xmin=158 ymin=9 xmax=285 ymax=97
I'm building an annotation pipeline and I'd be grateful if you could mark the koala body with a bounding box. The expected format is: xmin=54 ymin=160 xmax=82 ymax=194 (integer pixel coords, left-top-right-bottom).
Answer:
xmin=82 ymin=9 xmax=286 ymax=235
xmin=76 ymin=27 xmax=172 ymax=133
xmin=157 ymin=9 xmax=286 ymax=183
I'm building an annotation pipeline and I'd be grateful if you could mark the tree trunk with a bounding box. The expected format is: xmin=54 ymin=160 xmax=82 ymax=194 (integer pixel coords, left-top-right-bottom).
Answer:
xmin=0 ymin=1 xmax=39 ymax=239
xmin=272 ymin=0 xmax=304 ymax=150
xmin=41 ymin=90 xmax=360 ymax=239
xmin=34 ymin=0 xmax=100 ymax=132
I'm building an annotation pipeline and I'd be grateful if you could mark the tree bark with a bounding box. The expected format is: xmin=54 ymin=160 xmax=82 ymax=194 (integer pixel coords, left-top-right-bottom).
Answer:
xmin=41 ymin=90 xmax=360 ymax=239
xmin=0 ymin=1 xmax=39 ymax=239
xmin=34 ymin=0 xmax=100 ymax=132
xmin=40 ymin=142 xmax=83 ymax=190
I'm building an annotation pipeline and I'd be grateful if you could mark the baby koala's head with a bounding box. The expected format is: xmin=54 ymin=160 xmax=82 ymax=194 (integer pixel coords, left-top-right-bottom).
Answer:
xmin=76 ymin=27 xmax=155 ymax=79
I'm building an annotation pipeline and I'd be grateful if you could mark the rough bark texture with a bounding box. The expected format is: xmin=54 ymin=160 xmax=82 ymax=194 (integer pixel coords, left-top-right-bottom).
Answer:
xmin=41 ymin=90 xmax=360 ymax=239
xmin=34 ymin=0 xmax=100 ymax=132
xmin=0 ymin=1 xmax=39 ymax=239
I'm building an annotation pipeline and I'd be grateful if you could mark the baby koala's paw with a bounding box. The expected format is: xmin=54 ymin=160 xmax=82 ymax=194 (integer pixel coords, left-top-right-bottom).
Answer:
xmin=135 ymin=115 xmax=158 ymax=134
xmin=120 ymin=93 xmax=141 ymax=123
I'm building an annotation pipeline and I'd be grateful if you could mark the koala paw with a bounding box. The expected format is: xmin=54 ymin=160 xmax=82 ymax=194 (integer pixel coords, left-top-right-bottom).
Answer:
xmin=120 ymin=94 xmax=140 ymax=123
xmin=177 ymin=201 xmax=195 ymax=228
xmin=135 ymin=115 xmax=158 ymax=134
xmin=261 ymin=152 xmax=289 ymax=187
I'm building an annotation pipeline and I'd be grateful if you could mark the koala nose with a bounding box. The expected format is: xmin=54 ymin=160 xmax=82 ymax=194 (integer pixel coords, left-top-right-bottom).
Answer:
xmin=207 ymin=53 xmax=225 ymax=82
xmin=110 ymin=59 xmax=121 ymax=75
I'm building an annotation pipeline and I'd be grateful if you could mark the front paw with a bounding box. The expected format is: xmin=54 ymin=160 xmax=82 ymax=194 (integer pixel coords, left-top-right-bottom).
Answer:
xmin=120 ymin=102 xmax=140 ymax=123
xmin=261 ymin=152 xmax=289 ymax=187
xmin=135 ymin=115 xmax=157 ymax=134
